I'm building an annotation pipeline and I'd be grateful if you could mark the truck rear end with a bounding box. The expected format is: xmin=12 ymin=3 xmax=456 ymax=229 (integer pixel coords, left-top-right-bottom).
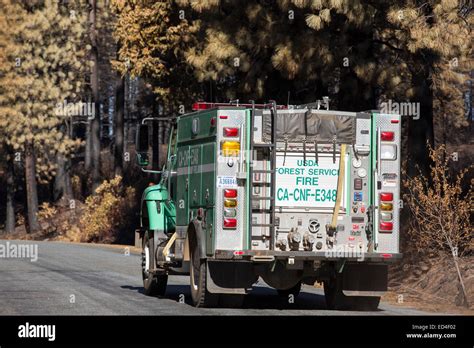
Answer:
xmin=207 ymin=103 xmax=401 ymax=309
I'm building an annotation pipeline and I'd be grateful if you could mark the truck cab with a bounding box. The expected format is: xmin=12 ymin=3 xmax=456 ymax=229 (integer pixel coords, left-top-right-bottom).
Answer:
xmin=136 ymin=101 xmax=402 ymax=310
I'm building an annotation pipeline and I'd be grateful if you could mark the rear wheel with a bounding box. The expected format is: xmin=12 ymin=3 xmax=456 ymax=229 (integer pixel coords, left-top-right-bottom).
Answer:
xmin=189 ymin=234 xmax=218 ymax=307
xmin=324 ymin=274 xmax=380 ymax=311
xmin=142 ymin=231 xmax=167 ymax=296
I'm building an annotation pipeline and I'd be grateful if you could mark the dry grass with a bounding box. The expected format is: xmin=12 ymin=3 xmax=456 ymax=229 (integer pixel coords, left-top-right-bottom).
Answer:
xmin=5 ymin=176 xmax=137 ymax=245
xmin=62 ymin=176 xmax=136 ymax=243
xmin=387 ymin=255 xmax=474 ymax=314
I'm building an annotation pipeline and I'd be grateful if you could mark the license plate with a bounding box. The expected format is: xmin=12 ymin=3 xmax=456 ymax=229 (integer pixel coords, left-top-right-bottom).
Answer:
xmin=216 ymin=176 xmax=238 ymax=188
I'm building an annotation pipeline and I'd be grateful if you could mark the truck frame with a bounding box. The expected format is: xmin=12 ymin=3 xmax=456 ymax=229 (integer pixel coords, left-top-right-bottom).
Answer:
xmin=135 ymin=100 xmax=402 ymax=310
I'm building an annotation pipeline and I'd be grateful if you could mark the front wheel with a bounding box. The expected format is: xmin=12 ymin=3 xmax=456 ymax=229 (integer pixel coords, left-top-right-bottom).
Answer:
xmin=142 ymin=231 xmax=167 ymax=296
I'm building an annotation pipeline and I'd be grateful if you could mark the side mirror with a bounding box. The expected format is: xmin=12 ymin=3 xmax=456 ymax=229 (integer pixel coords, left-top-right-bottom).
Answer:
xmin=136 ymin=123 xmax=149 ymax=167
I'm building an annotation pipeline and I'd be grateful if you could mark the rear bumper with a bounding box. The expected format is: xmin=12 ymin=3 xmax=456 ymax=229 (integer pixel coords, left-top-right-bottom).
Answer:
xmin=214 ymin=249 xmax=402 ymax=263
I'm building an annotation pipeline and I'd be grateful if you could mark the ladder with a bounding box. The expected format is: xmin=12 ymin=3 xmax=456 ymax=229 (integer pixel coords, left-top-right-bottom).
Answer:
xmin=249 ymin=101 xmax=277 ymax=250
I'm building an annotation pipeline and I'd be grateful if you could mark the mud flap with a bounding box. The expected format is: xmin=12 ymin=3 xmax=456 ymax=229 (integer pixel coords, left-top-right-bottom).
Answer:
xmin=341 ymin=263 xmax=387 ymax=297
xmin=206 ymin=261 xmax=257 ymax=294
xmin=134 ymin=229 xmax=142 ymax=248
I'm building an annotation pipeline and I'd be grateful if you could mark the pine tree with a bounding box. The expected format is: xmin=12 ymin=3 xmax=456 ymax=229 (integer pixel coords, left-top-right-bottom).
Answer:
xmin=0 ymin=0 xmax=87 ymax=232
xmin=180 ymin=0 xmax=377 ymax=105
xmin=112 ymin=0 xmax=472 ymax=177
xmin=375 ymin=0 xmax=472 ymax=175
xmin=112 ymin=0 xmax=199 ymax=112
xmin=0 ymin=2 xmax=17 ymax=233
xmin=182 ymin=0 xmax=472 ymax=173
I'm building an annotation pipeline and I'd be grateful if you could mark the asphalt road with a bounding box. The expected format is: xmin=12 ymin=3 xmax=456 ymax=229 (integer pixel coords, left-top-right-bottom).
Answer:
xmin=0 ymin=240 xmax=436 ymax=315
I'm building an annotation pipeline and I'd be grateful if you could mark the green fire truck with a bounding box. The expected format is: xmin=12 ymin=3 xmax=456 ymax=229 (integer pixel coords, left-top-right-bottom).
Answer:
xmin=135 ymin=100 xmax=402 ymax=310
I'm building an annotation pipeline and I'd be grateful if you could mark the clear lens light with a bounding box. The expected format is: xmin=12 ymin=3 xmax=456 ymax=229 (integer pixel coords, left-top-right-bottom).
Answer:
xmin=224 ymin=208 xmax=236 ymax=217
xmin=380 ymin=144 xmax=397 ymax=160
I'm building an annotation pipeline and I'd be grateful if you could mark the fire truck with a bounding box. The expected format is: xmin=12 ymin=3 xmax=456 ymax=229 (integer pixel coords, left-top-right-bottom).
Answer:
xmin=135 ymin=100 xmax=401 ymax=310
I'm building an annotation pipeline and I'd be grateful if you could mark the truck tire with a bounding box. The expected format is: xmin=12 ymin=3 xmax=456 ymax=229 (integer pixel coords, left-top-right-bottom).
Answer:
xmin=142 ymin=231 xmax=167 ymax=296
xmin=189 ymin=234 xmax=218 ymax=308
xmin=277 ymin=281 xmax=302 ymax=298
xmin=324 ymin=274 xmax=380 ymax=311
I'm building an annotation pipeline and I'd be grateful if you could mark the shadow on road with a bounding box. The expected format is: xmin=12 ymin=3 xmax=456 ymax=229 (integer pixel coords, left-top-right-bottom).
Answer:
xmin=121 ymin=283 xmax=333 ymax=310
xmin=244 ymin=286 xmax=327 ymax=310
xmin=120 ymin=284 xmax=194 ymax=305
xmin=120 ymin=285 xmax=146 ymax=295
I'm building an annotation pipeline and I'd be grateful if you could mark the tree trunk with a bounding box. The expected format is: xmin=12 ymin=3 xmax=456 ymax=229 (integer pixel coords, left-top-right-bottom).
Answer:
xmin=407 ymin=63 xmax=434 ymax=177
xmin=85 ymin=121 xmax=92 ymax=170
xmin=89 ymin=0 xmax=101 ymax=191
xmin=114 ymin=73 xmax=125 ymax=177
xmin=452 ymin=254 xmax=470 ymax=308
xmin=164 ymin=120 xmax=171 ymax=144
xmin=53 ymin=152 xmax=73 ymax=206
xmin=152 ymin=121 xmax=160 ymax=175
xmin=24 ymin=143 xmax=40 ymax=233
xmin=152 ymin=100 xmax=160 ymax=171
xmin=5 ymin=153 xmax=15 ymax=234
xmin=102 ymin=92 xmax=109 ymax=141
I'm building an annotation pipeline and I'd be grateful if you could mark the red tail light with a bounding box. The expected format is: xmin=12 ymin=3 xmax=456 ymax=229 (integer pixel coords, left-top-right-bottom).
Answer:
xmin=224 ymin=189 xmax=237 ymax=198
xmin=379 ymin=222 xmax=393 ymax=231
xmin=381 ymin=131 xmax=394 ymax=141
xmin=380 ymin=192 xmax=393 ymax=201
xmin=224 ymin=218 xmax=237 ymax=228
xmin=223 ymin=127 xmax=239 ymax=137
